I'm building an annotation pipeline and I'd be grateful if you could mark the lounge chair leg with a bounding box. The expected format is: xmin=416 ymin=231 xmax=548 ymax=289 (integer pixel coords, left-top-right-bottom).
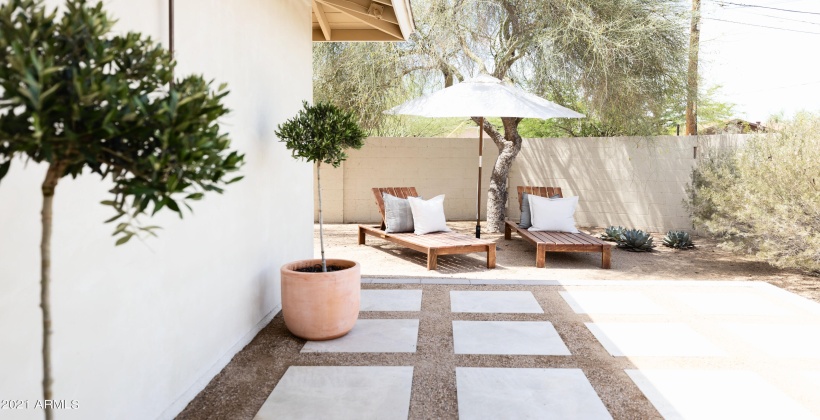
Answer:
xmin=602 ymin=246 xmax=611 ymax=269
xmin=536 ymin=243 xmax=546 ymax=268
xmin=487 ymin=245 xmax=496 ymax=269
xmin=358 ymin=226 xmax=366 ymax=245
xmin=504 ymin=223 xmax=512 ymax=240
xmin=427 ymin=250 xmax=438 ymax=270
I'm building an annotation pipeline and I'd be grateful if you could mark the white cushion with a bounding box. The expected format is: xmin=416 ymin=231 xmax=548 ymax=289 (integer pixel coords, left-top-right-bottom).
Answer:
xmin=527 ymin=194 xmax=580 ymax=233
xmin=407 ymin=195 xmax=451 ymax=235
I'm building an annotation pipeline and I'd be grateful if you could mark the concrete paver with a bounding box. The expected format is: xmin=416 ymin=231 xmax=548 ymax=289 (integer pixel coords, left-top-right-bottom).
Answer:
xmin=203 ymin=279 xmax=820 ymax=420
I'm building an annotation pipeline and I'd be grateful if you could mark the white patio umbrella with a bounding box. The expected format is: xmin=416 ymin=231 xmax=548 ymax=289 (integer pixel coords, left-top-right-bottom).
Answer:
xmin=384 ymin=74 xmax=584 ymax=238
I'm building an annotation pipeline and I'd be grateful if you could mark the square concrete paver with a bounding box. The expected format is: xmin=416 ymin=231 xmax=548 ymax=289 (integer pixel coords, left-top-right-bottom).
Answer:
xmin=452 ymin=321 xmax=570 ymax=355
xmin=456 ymin=367 xmax=612 ymax=420
xmin=720 ymin=323 xmax=820 ymax=358
xmin=254 ymin=366 xmax=413 ymax=420
xmin=559 ymin=291 xmax=666 ymax=315
xmin=360 ymin=289 xmax=423 ymax=312
xmin=586 ymin=322 xmax=726 ymax=357
xmin=626 ymin=369 xmax=816 ymax=420
xmin=301 ymin=319 xmax=419 ymax=353
xmin=450 ymin=291 xmax=543 ymax=313
xmin=670 ymin=290 xmax=795 ymax=316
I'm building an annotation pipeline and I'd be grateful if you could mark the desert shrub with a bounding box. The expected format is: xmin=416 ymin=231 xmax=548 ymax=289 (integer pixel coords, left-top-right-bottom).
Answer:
xmin=663 ymin=231 xmax=695 ymax=249
xmin=616 ymin=229 xmax=655 ymax=252
xmin=687 ymin=112 xmax=820 ymax=274
xmin=600 ymin=226 xmax=625 ymax=242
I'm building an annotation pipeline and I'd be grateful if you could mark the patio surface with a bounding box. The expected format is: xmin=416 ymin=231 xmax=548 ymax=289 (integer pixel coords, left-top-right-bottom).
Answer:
xmin=178 ymin=223 xmax=820 ymax=419
xmin=180 ymin=280 xmax=820 ymax=419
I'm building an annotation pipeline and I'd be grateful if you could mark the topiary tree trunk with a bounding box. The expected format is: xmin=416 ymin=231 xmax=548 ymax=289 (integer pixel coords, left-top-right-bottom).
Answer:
xmin=39 ymin=162 xmax=66 ymax=418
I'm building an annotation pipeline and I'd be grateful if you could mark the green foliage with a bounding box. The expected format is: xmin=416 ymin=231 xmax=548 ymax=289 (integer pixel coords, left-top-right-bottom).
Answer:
xmin=687 ymin=113 xmax=820 ymax=274
xmin=616 ymin=229 xmax=655 ymax=252
xmin=600 ymin=226 xmax=625 ymax=242
xmin=663 ymin=231 xmax=694 ymax=249
xmin=313 ymin=43 xmax=415 ymax=135
xmin=276 ymin=101 xmax=366 ymax=168
xmin=0 ymin=0 xmax=244 ymax=244
xmin=313 ymin=0 xmax=688 ymax=138
xmin=276 ymin=101 xmax=365 ymax=272
xmin=664 ymin=84 xmax=737 ymax=134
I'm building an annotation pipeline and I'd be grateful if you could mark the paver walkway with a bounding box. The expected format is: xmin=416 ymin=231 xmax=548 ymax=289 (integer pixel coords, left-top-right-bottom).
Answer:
xmin=181 ymin=280 xmax=820 ymax=419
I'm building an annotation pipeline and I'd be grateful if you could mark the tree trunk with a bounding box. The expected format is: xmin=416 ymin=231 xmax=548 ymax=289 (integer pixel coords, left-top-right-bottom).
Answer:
xmin=316 ymin=162 xmax=327 ymax=272
xmin=40 ymin=161 xmax=64 ymax=420
xmin=473 ymin=116 xmax=523 ymax=232
xmin=685 ymin=0 xmax=700 ymax=135
xmin=442 ymin=67 xmax=454 ymax=88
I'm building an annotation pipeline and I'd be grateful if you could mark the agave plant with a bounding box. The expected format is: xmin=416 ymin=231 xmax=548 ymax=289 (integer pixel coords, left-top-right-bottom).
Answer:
xmin=601 ymin=226 xmax=625 ymax=242
xmin=617 ymin=229 xmax=655 ymax=252
xmin=663 ymin=230 xmax=695 ymax=249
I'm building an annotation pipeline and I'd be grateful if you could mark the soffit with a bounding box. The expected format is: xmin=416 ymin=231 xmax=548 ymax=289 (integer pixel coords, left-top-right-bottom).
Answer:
xmin=312 ymin=0 xmax=415 ymax=41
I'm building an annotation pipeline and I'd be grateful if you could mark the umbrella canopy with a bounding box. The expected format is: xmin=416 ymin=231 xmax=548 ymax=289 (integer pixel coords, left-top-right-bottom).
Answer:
xmin=384 ymin=74 xmax=584 ymax=238
xmin=384 ymin=74 xmax=584 ymax=119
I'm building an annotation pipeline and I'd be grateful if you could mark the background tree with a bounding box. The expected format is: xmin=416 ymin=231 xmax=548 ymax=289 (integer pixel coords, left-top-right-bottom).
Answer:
xmin=0 ymin=1 xmax=244 ymax=417
xmin=315 ymin=0 xmax=688 ymax=232
xmin=313 ymin=43 xmax=410 ymax=135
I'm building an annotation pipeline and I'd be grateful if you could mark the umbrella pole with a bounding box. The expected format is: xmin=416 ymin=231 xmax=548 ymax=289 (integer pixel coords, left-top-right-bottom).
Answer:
xmin=476 ymin=117 xmax=483 ymax=239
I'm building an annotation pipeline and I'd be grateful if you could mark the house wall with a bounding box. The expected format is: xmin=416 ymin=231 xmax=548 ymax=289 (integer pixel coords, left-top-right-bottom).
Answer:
xmin=315 ymin=135 xmax=746 ymax=232
xmin=0 ymin=1 xmax=313 ymax=419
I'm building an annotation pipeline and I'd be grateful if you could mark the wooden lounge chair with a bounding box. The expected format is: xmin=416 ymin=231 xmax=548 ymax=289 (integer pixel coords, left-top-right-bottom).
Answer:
xmin=505 ymin=186 xmax=611 ymax=269
xmin=358 ymin=187 xmax=496 ymax=270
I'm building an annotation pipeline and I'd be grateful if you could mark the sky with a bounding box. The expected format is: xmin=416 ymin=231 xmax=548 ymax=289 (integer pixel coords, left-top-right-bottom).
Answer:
xmin=700 ymin=0 xmax=820 ymax=122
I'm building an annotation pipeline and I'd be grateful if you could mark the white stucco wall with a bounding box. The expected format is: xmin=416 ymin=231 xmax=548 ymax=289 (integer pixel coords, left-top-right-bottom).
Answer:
xmin=0 ymin=0 xmax=313 ymax=419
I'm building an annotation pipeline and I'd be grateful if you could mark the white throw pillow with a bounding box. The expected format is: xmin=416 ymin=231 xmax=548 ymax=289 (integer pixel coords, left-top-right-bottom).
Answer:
xmin=382 ymin=193 xmax=415 ymax=233
xmin=527 ymin=194 xmax=580 ymax=233
xmin=407 ymin=195 xmax=451 ymax=235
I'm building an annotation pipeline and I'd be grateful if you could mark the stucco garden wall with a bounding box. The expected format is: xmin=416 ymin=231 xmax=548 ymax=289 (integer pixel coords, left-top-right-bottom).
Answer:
xmin=0 ymin=1 xmax=313 ymax=419
xmin=315 ymin=135 xmax=746 ymax=232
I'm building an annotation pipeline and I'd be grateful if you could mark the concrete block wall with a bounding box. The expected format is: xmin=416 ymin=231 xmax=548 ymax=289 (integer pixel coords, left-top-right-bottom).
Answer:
xmin=314 ymin=134 xmax=747 ymax=232
xmin=315 ymin=137 xmax=498 ymax=224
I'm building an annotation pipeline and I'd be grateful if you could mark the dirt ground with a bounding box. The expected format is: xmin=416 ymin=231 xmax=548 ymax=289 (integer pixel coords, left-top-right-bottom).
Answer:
xmin=321 ymin=221 xmax=819 ymax=303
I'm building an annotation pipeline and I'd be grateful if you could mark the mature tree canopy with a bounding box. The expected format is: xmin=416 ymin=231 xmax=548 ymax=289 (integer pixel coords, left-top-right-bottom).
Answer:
xmin=314 ymin=0 xmax=689 ymax=231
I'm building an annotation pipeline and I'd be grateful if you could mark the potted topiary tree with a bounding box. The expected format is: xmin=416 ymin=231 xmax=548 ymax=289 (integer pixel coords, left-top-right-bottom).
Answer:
xmin=275 ymin=101 xmax=366 ymax=340
xmin=0 ymin=1 xmax=243 ymax=416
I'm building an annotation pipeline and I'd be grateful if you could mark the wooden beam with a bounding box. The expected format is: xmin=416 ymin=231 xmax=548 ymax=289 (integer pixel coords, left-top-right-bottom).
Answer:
xmin=312 ymin=28 xmax=401 ymax=42
xmin=317 ymin=0 xmax=403 ymax=39
xmin=316 ymin=0 xmax=399 ymax=24
xmin=312 ymin=0 xmax=332 ymax=41
xmin=319 ymin=0 xmax=399 ymax=24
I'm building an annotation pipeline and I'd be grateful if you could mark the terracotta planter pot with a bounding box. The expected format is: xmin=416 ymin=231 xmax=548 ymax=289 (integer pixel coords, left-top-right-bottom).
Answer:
xmin=280 ymin=259 xmax=361 ymax=341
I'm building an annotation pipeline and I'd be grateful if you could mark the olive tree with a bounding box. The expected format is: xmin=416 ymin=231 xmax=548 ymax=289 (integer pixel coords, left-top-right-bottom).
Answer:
xmin=0 ymin=1 xmax=243 ymax=417
xmin=276 ymin=102 xmax=365 ymax=272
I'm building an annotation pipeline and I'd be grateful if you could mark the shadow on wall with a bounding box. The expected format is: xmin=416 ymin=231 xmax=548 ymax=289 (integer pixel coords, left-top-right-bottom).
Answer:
xmin=315 ymin=135 xmax=749 ymax=232
xmin=512 ymin=134 xmax=747 ymax=232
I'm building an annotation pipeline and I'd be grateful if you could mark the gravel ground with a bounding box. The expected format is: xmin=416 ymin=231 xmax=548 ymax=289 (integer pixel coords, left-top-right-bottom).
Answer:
xmin=327 ymin=222 xmax=818 ymax=303
xmin=177 ymin=222 xmax=819 ymax=419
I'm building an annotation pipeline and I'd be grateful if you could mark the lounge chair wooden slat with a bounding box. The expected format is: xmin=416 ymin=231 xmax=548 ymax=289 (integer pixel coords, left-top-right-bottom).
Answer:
xmin=505 ymin=186 xmax=611 ymax=269
xmin=359 ymin=187 xmax=496 ymax=270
